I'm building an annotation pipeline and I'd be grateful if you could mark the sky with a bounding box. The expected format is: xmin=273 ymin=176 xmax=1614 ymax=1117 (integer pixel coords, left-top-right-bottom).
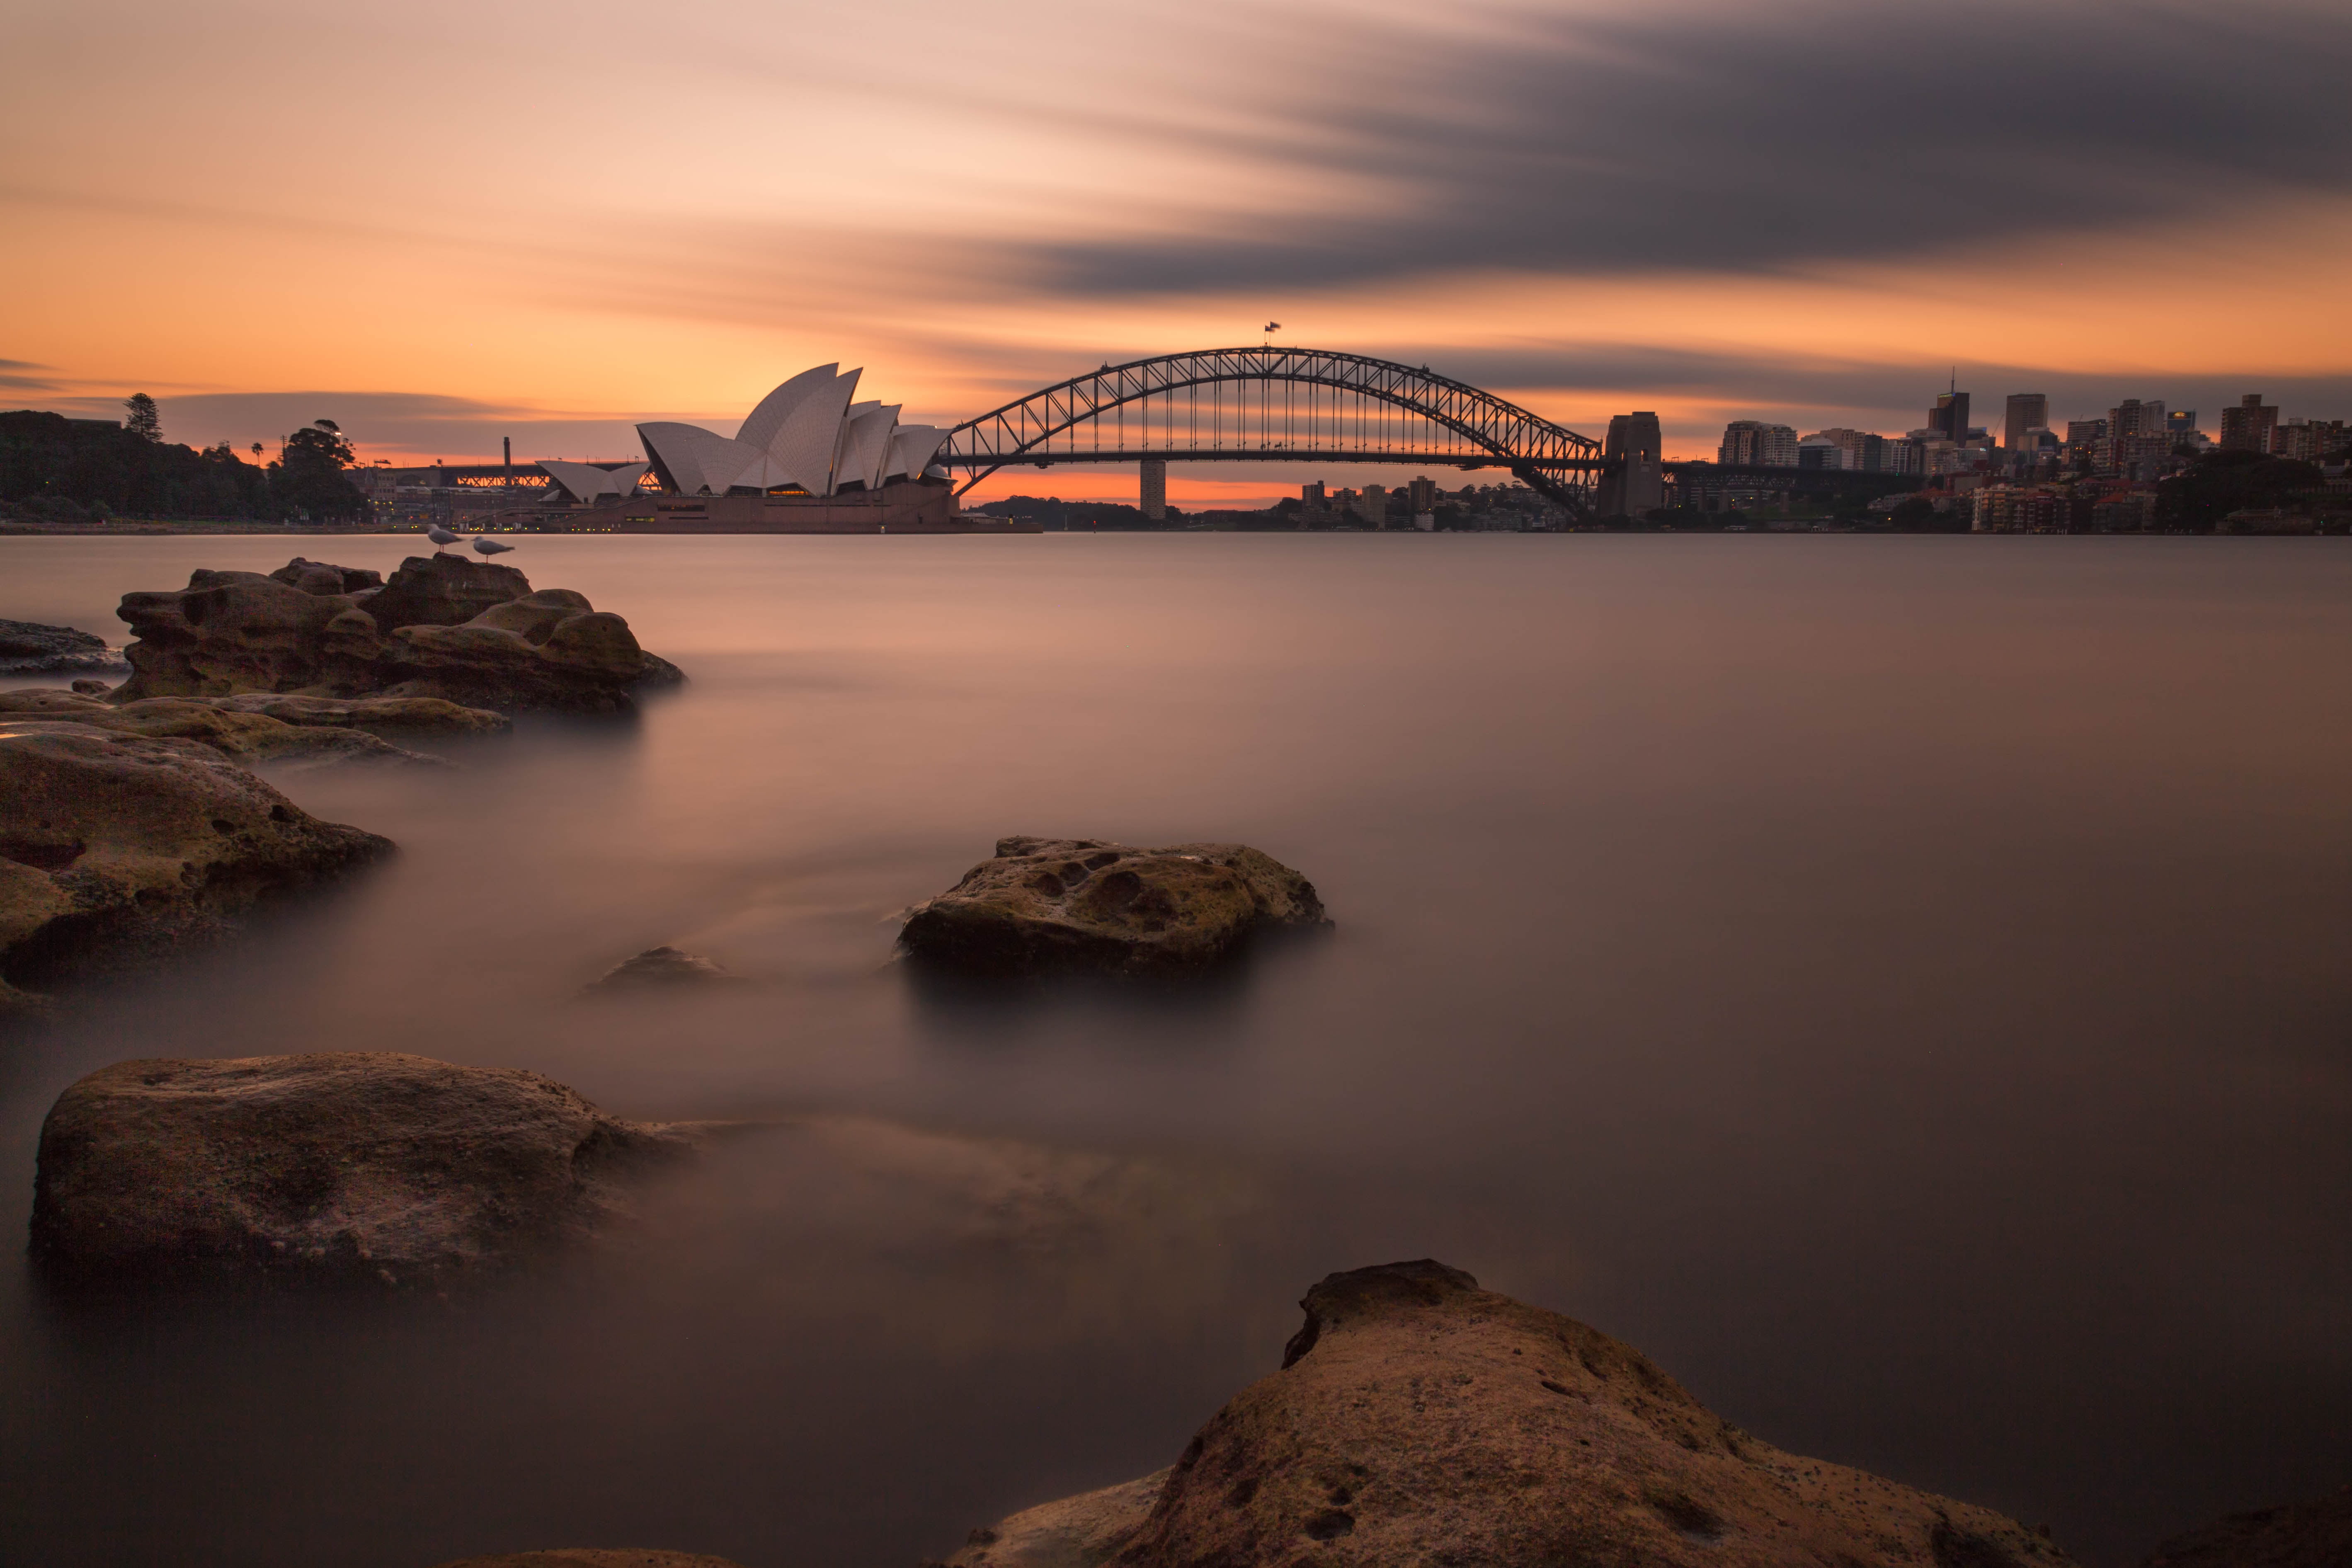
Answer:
xmin=5 ymin=0 xmax=2350 ymax=506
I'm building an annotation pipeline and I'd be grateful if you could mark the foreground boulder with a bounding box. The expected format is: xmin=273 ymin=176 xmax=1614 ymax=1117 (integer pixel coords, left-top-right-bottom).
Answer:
xmin=2142 ymin=1484 xmax=2352 ymax=1567
xmin=900 ymin=836 xmax=1327 ymax=978
xmin=0 ymin=727 xmax=392 ymax=1000
xmin=938 ymin=1261 xmax=2073 ymax=1568
xmin=31 ymin=1052 xmax=702 ymax=1286
xmin=114 ymin=554 xmax=683 ymax=714
xmin=0 ymin=618 xmax=124 ymax=674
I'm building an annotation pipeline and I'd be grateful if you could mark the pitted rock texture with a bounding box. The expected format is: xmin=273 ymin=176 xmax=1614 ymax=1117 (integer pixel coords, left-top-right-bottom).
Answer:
xmin=2141 ymin=1485 xmax=2352 ymax=1568
xmin=114 ymin=555 xmax=682 ymax=714
xmin=0 ymin=725 xmax=391 ymax=996
xmin=900 ymin=836 xmax=1327 ymax=978
xmin=940 ymin=1261 xmax=2076 ymax=1568
xmin=0 ymin=617 xmax=123 ymax=674
xmin=31 ymin=1052 xmax=701 ymax=1286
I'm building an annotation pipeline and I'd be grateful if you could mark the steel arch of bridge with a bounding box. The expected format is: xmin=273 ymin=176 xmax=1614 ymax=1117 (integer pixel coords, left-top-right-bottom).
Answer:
xmin=941 ymin=347 xmax=1605 ymax=507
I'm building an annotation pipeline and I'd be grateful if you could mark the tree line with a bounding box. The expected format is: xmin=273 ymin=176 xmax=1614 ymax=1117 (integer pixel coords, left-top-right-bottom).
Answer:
xmin=0 ymin=395 xmax=368 ymax=523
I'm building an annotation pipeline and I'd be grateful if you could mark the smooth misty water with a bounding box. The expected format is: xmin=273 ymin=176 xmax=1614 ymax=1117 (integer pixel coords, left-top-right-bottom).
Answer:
xmin=1 ymin=533 xmax=2348 ymax=1568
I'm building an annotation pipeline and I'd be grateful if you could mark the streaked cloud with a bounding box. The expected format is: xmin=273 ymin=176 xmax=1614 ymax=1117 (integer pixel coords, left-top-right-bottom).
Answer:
xmin=1 ymin=0 xmax=2346 ymax=463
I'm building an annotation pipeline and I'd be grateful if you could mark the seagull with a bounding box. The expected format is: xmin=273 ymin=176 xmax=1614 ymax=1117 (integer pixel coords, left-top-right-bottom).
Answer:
xmin=471 ymin=537 xmax=516 ymax=558
xmin=425 ymin=524 xmax=464 ymax=551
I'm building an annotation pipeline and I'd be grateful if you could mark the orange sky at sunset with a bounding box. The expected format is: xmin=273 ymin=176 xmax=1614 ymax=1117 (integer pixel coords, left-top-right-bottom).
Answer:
xmin=5 ymin=0 xmax=2347 ymax=508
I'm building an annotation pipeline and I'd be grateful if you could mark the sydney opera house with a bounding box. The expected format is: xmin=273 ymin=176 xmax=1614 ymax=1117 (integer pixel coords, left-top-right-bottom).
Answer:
xmin=556 ymin=364 xmax=976 ymax=532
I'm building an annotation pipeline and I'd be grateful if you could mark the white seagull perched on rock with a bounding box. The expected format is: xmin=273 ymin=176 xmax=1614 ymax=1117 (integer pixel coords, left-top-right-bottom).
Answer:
xmin=470 ymin=536 xmax=516 ymax=559
xmin=425 ymin=524 xmax=465 ymax=551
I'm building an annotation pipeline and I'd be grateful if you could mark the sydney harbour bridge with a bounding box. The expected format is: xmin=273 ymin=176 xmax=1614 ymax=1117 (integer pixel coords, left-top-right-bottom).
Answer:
xmin=936 ymin=346 xmax=1863 ymax=509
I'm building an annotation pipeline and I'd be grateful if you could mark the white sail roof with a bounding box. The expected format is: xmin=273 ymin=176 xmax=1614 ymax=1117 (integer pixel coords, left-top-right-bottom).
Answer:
xmin=635 ymin=366 xmax=942 ymax=498
xmin=539 ymin=458 xmax=647 ymax=504
xmin=885 ymin=425 xmax=945 ymax=482
xmin=837 ymin=404 xmax=900 ymax=492
xmin=735 ymin=363 xmax=838 ymax=459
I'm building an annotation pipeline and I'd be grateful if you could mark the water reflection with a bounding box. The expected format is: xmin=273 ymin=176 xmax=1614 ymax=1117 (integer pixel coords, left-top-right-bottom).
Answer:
xmin=1 ymin=535 xmax=2349 ymax=1566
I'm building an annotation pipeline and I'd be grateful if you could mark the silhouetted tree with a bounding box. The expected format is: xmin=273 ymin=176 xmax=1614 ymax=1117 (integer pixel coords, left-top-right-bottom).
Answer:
xmin=2154 ymin=449 xmax=2323 ymax=531
xmin=124 ymin=393 xmax=162 ymax=443
xmin=267 ymin=419 xmax=364 ymax=521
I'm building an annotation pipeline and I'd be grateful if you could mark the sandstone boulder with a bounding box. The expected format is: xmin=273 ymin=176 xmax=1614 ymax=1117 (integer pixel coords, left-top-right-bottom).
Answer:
xmin=114 ymin=557 xmax=682 ymax=714
xmin=364 ymin=552 xmax=531 ymax=633
xmin=589 ymin=946 xmax=743 ymax=989
xmin=938 ymin=1261 xmax=2075 ymax=1568
xmin=2141 ymin=1485 xmax=2352 ymax=1568
xmin=0 ymin=617 xmax=123 ymax=674
xmin=30 ymin=1052 xmax=702 ymax=1286
xmin=0 ymin=726 xmax=392 ymax=994
xmin=900 ymin=836 xmax=1327 ymax=978
xmin=269 ymin=557 xmax=384 ymax=596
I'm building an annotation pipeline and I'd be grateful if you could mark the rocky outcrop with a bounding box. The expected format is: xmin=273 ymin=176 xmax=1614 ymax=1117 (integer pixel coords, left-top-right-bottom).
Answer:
xmin=432 ymin=1554 xmax=749 ymax=1568
xmin=0 ymin=691 xmax=451 ymax=770
xmin=588 ymin=946 xmax=744 ymax=989
xmin=114 ymin=555 xmax=683 ymax=714
xmin=0 ymin=618 xmax=124 ymax=674
xmin=2141 ymin=1486 xmax=2352 ymax=1568
xmin=938 ymin=1261 xmax=2074 ymax=1568
xmin=900 ymin=836 xmax=1327 ymax=978
xmin=30 ymin=1052 xmax=703 ymax=1286
xmin=0 ymin=725 xmax=392 ymax=998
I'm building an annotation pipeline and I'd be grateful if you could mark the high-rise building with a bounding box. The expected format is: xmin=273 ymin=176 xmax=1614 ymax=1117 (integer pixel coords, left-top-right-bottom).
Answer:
xmin=1357 ymin=482 xmax=1388 ymax=528
xmin=1301 ymin=480 xmax=1326 ymax=505
xmin=1929 ymin=389 xmax=1971 ymax=443
xmin=1719 ymin=420 xmax=1799 ymax=467
xmin=2003 ymin=394 xmax=2049 ymax=450
xmin=2108 ymin=398 xmax=2166 ymax=438
xmin=2220 ymin=393 xmax=2280 ymax=453
xmin=1139 ymin=457 xmax=1166 ymax=521
xmin=1599 ymin=412 xmax=1663 ymax=515
xmin=1408 ymin=476 xmax=1436 ymax=512
xmin=2166 ymin=410 xmax=2199 ymax=443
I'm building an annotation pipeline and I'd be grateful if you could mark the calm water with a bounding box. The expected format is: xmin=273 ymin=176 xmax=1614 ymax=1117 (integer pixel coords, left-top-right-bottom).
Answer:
xmin=2 ymin=534 xmax=2348 ymax=1567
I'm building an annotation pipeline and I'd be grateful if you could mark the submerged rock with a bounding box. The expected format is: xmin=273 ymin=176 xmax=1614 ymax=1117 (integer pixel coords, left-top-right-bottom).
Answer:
xmin=937 ymin=1260 xmax=2074 ymax=1568
xmin=589 ymin=946 xmax=744 ymax=990
xmin=2140 ymin=1484 xmax=2352 ymax=1568
xmin=0 ymin=617 xmax=124 ymax=674
xmin=0 ymin=726 xmax=392 ymax=995
xmin=207 ymin=692 xmax=511 ymax=738
xmin=113 ymin=555 xmax=682 ymax=714
xmin=30 ymin=1052 xmax=704 ymax=1286
xmin=900 ymin=836 xmax=1327 ymax=979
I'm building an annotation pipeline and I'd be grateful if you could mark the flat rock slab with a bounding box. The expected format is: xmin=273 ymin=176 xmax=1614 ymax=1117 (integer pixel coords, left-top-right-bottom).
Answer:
xmin=939 ymin=1260 xmax=2075 ymax=1568
xmin=31 ymin=1052 xmax=701 ymax=1287
xmin=900 ymin=836 xmax=1326 ymax=978
xmin=0 ymin=725 xmax=392 ymax=994
xmin=0 ymin=692 xmax=450 ymax=770
xmin=0 ymin=618 xmax=123 ymax=674
xmin=209 ymin=692 xmax=511 ymax=737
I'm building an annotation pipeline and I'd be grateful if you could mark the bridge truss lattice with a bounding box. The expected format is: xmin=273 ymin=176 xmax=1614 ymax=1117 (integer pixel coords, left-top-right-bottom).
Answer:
xmin=941 ymin=348 xmax=1605 ymax=508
